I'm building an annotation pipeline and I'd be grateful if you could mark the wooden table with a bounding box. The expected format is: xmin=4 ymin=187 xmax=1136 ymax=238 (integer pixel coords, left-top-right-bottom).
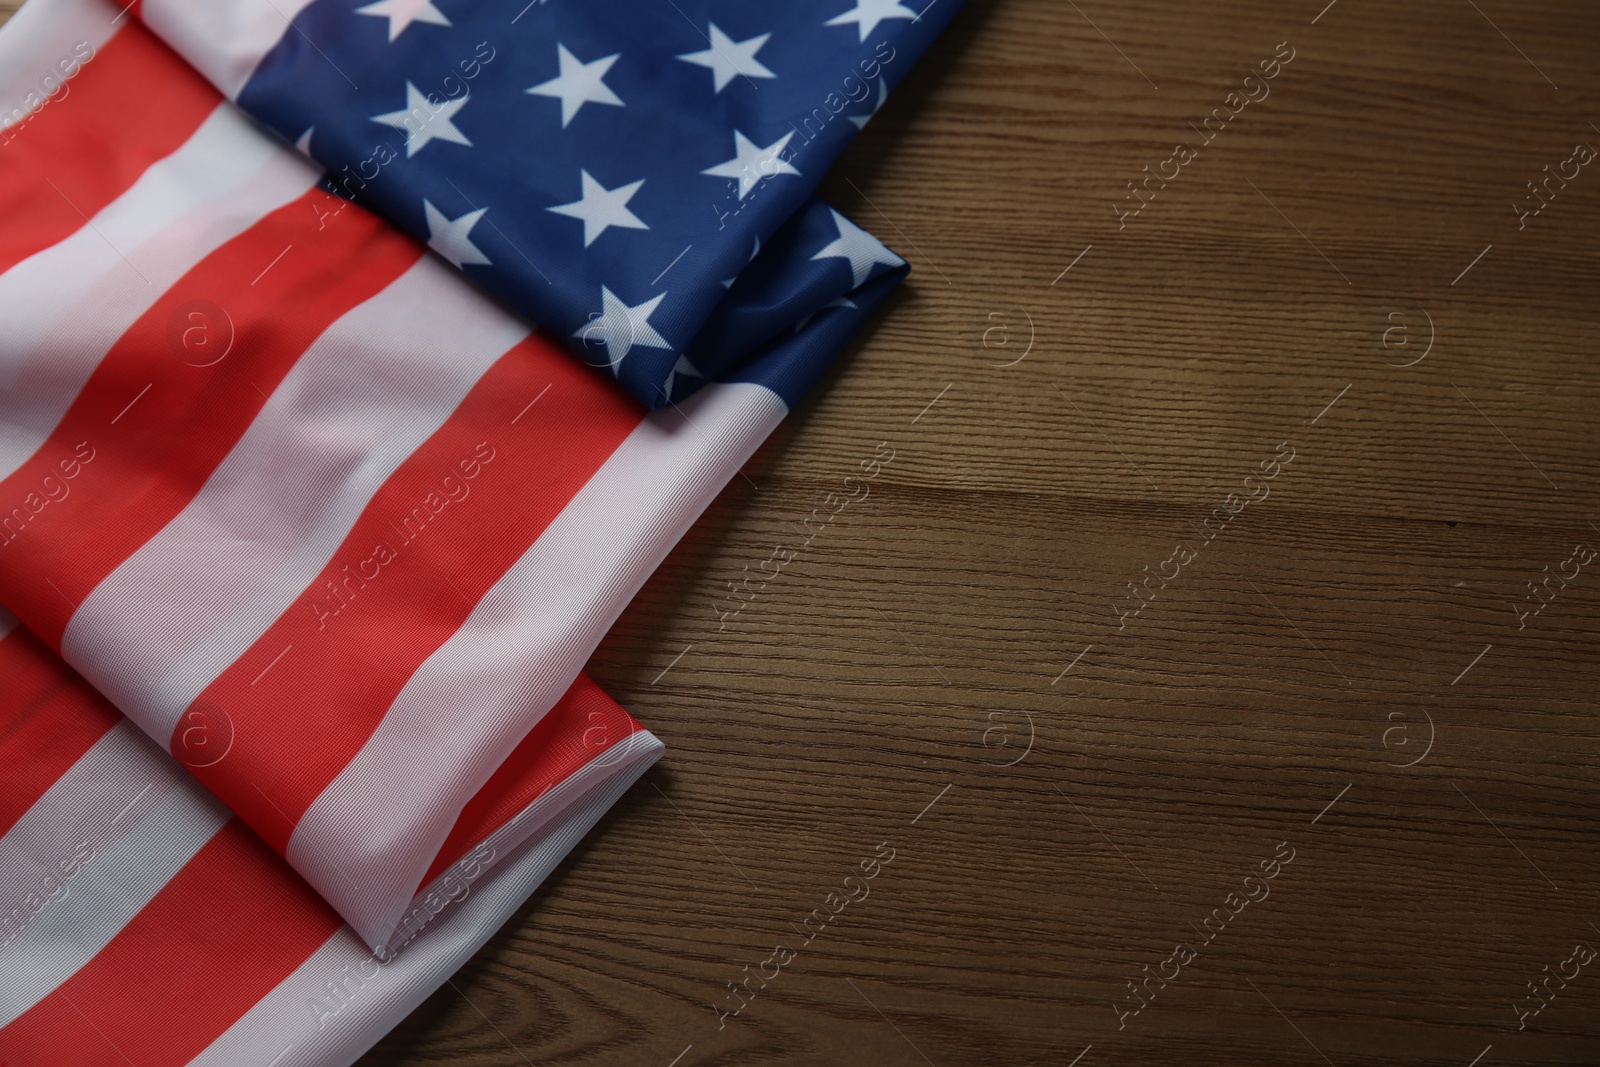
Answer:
xmin=8 ymin=1 xmax=1600 ymax=1063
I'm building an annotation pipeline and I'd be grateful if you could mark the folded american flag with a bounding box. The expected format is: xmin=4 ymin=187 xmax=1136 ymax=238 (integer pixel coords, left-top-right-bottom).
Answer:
xmin=0 ymin=0 xmax=959 ymax=1061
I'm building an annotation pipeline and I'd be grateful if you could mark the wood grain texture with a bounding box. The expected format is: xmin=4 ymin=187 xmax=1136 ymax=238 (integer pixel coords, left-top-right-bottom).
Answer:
xmin=7 ymin=0 xmax=1600 ymax=1063
xmin=369 ymin=2 xmax=1600 ymax=1064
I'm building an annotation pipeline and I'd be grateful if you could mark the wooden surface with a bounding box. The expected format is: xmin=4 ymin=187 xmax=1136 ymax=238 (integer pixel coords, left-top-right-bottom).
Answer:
xmin=10 ymin=0 xmax=1600 ymax=1063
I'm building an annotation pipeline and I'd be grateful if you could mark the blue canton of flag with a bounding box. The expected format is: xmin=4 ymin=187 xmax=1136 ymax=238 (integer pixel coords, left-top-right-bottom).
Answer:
xmin=231 ymin=0 xmax=962 ymax=408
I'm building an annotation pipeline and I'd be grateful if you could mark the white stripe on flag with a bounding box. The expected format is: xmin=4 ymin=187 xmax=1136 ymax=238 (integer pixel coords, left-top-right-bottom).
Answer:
xmin=289 ymin=380 xmax=786 ymax=950
xmin=187 ymin=733 xmax=663 ymax=1067
xmin=0 ymin=0 xmax=120 ymax=132
xmin=62 ymin=255 xmax=528 ymax=739
xmin=140 ymin=0 xmax=315 ymax=101
xmin=0 ymin=720 xmax=229 ymax=1027
xmin=0 ymin=103 xmax=320 ymax=479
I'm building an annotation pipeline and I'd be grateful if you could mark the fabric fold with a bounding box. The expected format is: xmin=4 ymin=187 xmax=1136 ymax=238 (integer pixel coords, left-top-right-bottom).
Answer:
xmin=0 ymin=610 xmax=663 ymax=1067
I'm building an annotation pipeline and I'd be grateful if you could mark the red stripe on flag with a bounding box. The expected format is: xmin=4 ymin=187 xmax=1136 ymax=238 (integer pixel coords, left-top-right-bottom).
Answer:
xmin=0 ymin=818 xmax=342 ymax=1066
xmin=0 ymin=629 xmax=119 ymax=838
xmin=0 ymin=190 xmax=422 ymax=648
xmin=423 ymin=673 xmax=645 ymax=884
xmin=182 ymin=336 xmax=644 ymax=851
xmin=0 ymin=24 xmax=218 ymax=280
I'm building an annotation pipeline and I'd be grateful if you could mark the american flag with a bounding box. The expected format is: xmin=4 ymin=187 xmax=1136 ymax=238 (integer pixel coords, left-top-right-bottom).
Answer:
xmin=0 ymin=0 xmax=958 ymax=1061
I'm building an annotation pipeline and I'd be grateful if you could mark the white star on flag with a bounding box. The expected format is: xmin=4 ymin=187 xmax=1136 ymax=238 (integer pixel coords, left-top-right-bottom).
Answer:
xmin=677 ymin=24 xmax=776 ymax=93
xmin=825 ymin=0 xmax=918 ymax=42
xmin=576 ymin=287 xmax=672 ymax=372
xmin=372 ymin=83 xmax=472 ymax=157
xmin=547 ymin=170 xmax=649 ymax=247
xmin=850 ymin=77 xmax=889 ymax=130
xmin=701 ymin=131 xmax=799 ymax=200
xmin=355 ymin=0 xmax=450 ymax=42
xmin=812 ymin=208 xmax=903 ymax=286
xmin=423 ymin=200 xmax=491 ymax=268
xmin=526 ymin=44 xmax=624 ymax=128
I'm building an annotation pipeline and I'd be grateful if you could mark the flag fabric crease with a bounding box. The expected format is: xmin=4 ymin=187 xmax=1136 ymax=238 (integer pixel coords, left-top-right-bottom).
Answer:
xmin=0 ymin=609 xmax=664 ymax=1066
